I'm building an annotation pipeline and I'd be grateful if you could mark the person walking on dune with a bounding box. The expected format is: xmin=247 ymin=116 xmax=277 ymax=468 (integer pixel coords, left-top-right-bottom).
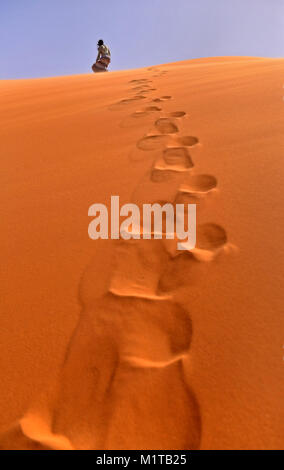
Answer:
xmin=92 ymin=39 xmax=111 ymax=73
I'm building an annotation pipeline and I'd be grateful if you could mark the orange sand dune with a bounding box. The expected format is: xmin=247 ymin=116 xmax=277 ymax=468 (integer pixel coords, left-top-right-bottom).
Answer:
xmin=0 ymin=57 xmax=283 ymax=450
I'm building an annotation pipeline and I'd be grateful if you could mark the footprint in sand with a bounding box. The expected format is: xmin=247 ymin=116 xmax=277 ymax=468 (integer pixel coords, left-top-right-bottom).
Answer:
xmin=150 ymin=168 xmax=179 ymax=183
xmin=131 ymin=167 xmax=184 ymax=204
xmin=164 ymin=147 xmax=193 ymax=167
xmin=152 ymin=71 xmax=168 ymax=78
xmin=158 ymin=252 xmax=200 ymax=294
xmin=121 ymin=105 xmax=165 ymax=129
xmin=169 ymin=111 xmax=187 ymax=118
xmin=196 ymin=223 xmax=227 ymax=251
xmin=112 ymin=81 xmax=160 ymax=111
xmin=152 ymin=96 xmax=172 ymax=103
xmin=136 ymin=109 xmax=197 ymax=150
xmin=137 ymin=134 xmax=170 ymax=151
xmin=109 ymin=95 xmax=148 ymax=111
xmin=137 ymin=134 xmax=199 ymax=151
xmin=120 ymin=95 xmax=147 ymax=104
xmin=40 ymin=250 xmax=202 ymax=450
xmin=179 ymin=174 xmax=218 ymax=196
xmin=144 ymin=106 xmax=162 ymax=112
xmin=131 ymin=83 xmax=157 ymax=91
xmin=176 ymin=135 xmax=199 ymax=147
xmin=133 ymin=88 xmax=157 ymax=94
xmin=129 ymin=79 xmax=151 ymax=85
xmin=155 ymin=118 xmax=179 ymax=134
xmin=131 ymin=85 xmax=150 ymax=91
xmin=120 ymin=106 xmax=165 ymax=128
xmin=130 ymin=111 xmax=151 ymax=119
xmin=165 ymin=223 xmax=228 ymax=261
xmin=154 ymin=147 xmax=194 ymax=173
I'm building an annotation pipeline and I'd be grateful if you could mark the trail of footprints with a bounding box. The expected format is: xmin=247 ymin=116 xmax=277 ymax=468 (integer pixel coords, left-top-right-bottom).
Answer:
xmin=1 ymin=70 xmax=229 ymax=450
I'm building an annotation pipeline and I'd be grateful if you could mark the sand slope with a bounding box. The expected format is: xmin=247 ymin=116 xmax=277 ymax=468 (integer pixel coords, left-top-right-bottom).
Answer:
xmin=0 ymin=57 xmax=283 ymax=449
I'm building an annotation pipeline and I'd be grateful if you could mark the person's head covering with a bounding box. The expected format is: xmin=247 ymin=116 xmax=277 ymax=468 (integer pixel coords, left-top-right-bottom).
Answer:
xmin=97 ymin=39 xmax=104 ymax=47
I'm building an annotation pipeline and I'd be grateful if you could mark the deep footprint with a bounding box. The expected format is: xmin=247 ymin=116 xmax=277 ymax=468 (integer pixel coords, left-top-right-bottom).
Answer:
xmin=196 ymin=223 xmax=227 ymax=251
xmin=164 ymin=147 xmax=193 ymax=168
xmin=179 ymin=174 xmax=217 ymax=194
xmin=49 ymin=293 xmax=201 ymax=449
xmin=154 ymin=147 xmax=194 ymax=172
xmin=129 ymin=79 xmax=151 ymax=84
xmin=119 ymin=95 xmax=147 ymax=104
xmin=152 ymin=96 xmax=172 ymax=103
xmin=133 ymin=85 xmax=156 ymax=91
xmin=137 ymin=134 xmax=169 ymax=151
xmin=158 ymin=249 xmax=214 ymax=294
xmin=102 ymin=360 xmax=201 ymax=450
xmin=144 ymin=106 xmax=162 ymax=112
xmin=151 ymin=168 xmax=178 ymax=182
xmin=134 ymin=89 xmax=156 ymax=95
xmin=155 ymin=118 xmax=179 ymax=135
xmin=170 ymin=111 xmax=187 ymax=118
xmin=176 ymin=136 xmax=199 ymax=147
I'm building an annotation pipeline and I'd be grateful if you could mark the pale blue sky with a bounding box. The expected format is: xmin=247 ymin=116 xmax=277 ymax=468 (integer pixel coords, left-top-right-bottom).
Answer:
xmin=0 ymin=0 xmax=283 ymax=79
